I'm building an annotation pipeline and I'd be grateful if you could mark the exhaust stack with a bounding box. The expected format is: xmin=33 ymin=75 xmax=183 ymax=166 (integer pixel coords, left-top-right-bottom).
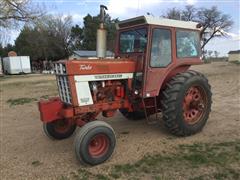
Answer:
xmin=97 ymin=5 xmax=108 ymax=59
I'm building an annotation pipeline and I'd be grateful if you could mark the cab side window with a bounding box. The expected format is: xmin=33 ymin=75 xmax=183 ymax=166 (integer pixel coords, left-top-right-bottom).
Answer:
xmin=150 ymin=29 xmax=172 ymax=67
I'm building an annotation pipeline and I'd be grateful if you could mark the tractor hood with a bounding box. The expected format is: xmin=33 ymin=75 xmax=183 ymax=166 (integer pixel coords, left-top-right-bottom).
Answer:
xmin=61 ymin=58 xmax=136 ymax=75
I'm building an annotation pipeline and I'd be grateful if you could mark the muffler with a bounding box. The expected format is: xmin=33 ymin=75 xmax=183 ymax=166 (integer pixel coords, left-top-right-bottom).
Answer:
xmin=97 ymin=5 xmax=108 ymax=59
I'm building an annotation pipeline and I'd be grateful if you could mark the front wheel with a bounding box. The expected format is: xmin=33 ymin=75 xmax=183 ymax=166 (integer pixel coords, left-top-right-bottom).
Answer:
xmin=74 ymin=121 xmax=116 ymax=166
xmin=161 ymin=70 xmax=212 ymax=136
xmin=43 ymin=119 xmax=76 ymax=140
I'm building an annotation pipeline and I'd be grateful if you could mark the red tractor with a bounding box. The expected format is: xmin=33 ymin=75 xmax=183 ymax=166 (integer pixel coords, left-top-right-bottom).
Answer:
xmin=38 ymin=5 xmax=212 ymax=166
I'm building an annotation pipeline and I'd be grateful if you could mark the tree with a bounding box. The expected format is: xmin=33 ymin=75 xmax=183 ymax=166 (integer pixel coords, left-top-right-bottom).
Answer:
xmin=69 ymin=25 xmax=83 ymax=51
xmin=163 ymin=6 xmax=233 ymax=49
xmin=214 ymin=50 xmax=219 ymax=58
xmin=15 ymin=15 xmax=73 ymax=61
xmin=0 ymin=0 xmax=44 ymax=28
xmin=0 ymin=43 xmax=3 ymax=56
xmin=207 ymin=50 xmax=213 ymax=58
xmin=0 ymin=43 xmax=15 ymax=57
xmin=15 ymin=26 xmax=45 ymax=60
xmin=105 ymin=16 xmax=119 ymax=52
xmin=82 ymin=14 xmax=100 ymax=50
xmin=82 ymin=14 xmax=118 ymax=51
xmin=181 ymin=5 xmax=197 ymax=21
xmin=14 ymin=13 xmax=117 ymax=61
xmin=163 ymin=8 xmax=181 ymax=20
xmin=197 ymin=6 xmax=233 ymax=49
xmin=45 ymin=15 xmax=73 ymax=57
xmin=0 ymin=0 xmax=44 ymax=45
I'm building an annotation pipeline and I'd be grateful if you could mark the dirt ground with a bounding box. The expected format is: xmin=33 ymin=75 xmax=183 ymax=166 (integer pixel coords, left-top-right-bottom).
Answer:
xmin=0 ymin=62 xmax=239 ymax=179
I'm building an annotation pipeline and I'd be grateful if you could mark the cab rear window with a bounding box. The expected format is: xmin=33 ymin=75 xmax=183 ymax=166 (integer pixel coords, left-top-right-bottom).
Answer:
xmin=176 ymin=30 xmax=200 ymax=58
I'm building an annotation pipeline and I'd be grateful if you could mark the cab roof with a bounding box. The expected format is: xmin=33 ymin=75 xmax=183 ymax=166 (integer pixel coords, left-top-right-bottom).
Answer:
xmin=116 ymin=16 xmax=201 ymax=30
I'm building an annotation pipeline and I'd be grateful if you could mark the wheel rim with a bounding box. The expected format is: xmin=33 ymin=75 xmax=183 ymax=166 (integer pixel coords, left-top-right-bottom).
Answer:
xmin=183 ymin=86 xmax=207 ymax=125
xmin=53 ymin=119 xmax=72 ymax=133
xmin=88 ymin=134 xmax=109 ymax=158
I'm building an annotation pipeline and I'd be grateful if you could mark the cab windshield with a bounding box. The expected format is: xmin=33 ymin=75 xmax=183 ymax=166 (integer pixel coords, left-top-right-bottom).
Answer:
xmin=119 ymin=28 xmax=147 ymax=53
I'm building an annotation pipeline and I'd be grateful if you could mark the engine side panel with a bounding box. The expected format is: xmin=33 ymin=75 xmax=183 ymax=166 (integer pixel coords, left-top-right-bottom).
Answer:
xmin=75 ymin=81 xmax=93 ymax=106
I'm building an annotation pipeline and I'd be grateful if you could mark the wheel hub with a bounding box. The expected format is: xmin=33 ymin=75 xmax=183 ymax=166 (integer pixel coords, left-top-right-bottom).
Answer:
xmin=183 ymin=86 xmax=207 ymax=124
xmin=88 ymin=134 xmax=109 ymax=158
xmin=53 ymin=119 xmax=72 ymax=133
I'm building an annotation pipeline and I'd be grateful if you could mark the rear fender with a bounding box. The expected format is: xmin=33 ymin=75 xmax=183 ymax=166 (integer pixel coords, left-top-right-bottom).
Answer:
xmin=159 ymin=65 xmax=190 ymax=94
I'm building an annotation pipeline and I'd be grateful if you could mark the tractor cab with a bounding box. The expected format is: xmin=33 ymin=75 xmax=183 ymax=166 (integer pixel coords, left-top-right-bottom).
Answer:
xmin=115 ymin=16 xmax=203 ymax=97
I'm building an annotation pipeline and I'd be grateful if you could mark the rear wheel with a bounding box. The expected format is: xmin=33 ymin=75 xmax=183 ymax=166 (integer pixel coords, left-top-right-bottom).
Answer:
xmin=161 ymin=70 xmax=212 ymax=136
xmin=119 ymin=109 xmax=145 ymax=120
xmin=43 ymin=119 xmax=76 ymax=140
xmin=74 ymin=121 xmax=116 ymax=166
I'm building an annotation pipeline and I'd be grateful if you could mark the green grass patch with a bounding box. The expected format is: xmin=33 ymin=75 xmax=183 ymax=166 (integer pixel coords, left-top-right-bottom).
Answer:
xmin=40 ymin=95 xmax=50 ymax=99
xmin=7 ymin=97 xmax=37 ymax=106
xmin=60 ymin=169 xmax=109 ymax=180
xmin=61 ymin=140 xmax=240 ymax=180
xmin=31 ymin=160 xmax=42 ymax=167
xmin=95 ymin=174 xmax=110 ymax=180
xmin=190 ymin=168 xmax=240 ymax=180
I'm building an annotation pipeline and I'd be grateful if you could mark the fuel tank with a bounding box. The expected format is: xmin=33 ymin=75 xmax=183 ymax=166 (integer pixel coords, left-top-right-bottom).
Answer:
xmin=64 ymin=58 xmax=137 ymax=75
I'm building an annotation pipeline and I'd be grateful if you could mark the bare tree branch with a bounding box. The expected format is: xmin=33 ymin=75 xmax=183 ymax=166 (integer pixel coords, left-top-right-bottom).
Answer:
xmin=0 ymin=0 xmax=45 ymax=28
xmin=162 ymin=6 xmax=233 ymax=49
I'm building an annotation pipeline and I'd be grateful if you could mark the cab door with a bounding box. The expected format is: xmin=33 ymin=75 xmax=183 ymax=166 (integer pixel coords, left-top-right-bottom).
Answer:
xmin=143 ymin=27 xmax=174 ymax=97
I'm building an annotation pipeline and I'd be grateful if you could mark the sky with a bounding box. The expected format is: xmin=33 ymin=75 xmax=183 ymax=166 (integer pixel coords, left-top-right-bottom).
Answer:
xmin=9 ymin=0 xmax=240 ymax=56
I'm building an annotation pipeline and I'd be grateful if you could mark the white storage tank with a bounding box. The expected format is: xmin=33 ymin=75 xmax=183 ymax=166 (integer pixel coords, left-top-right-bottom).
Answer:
xmin=3 ymin=56 xmax=31 ymax=74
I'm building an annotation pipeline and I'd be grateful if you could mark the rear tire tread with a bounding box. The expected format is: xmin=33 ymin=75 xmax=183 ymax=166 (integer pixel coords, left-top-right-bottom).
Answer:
xmin=161 ymin=70 xmax=212 ymax=136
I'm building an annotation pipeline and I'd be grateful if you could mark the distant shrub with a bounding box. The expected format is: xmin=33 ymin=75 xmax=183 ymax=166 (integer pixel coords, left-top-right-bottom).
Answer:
xmin=230 ymin=60 xmax=240 ymax=65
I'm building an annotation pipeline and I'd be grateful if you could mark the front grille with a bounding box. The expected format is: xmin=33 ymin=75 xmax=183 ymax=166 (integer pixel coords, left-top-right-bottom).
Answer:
xmin=56 ymin=75 xmax=72 ymax=104
xmin=54 ymin=62 xmax=71 ymax=104
xmin=54 ymin=63 xmax=67 ymax=75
